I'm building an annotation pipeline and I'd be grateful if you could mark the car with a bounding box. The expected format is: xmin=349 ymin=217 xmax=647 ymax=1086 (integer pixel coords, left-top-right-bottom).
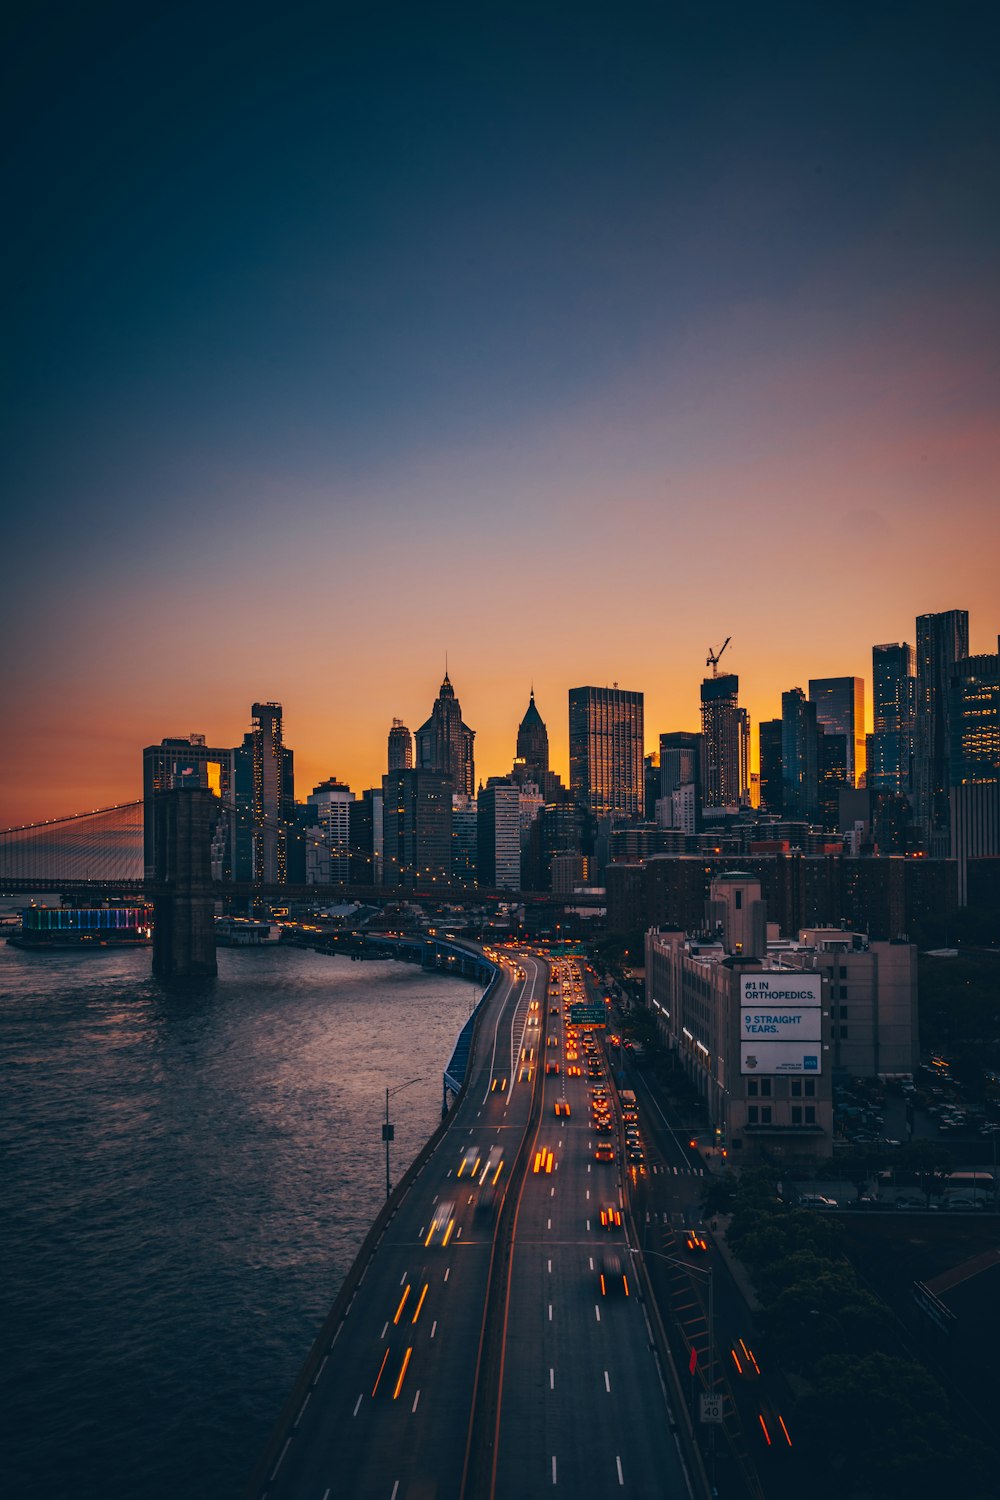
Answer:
xmin=475 ymin=1186 xmax=498 ymax=1219
xmin=480 ymin=1146 xmax=504 ymax=1185
xmin=598 ymin=1252 xmax=630 ymax=1297
xmin=798 ymin=1194 xmax=838 ymax=1208
xmin=554 ymin=1099 xmax=570 ymax=1117
xmin=895 ymin=1195 xmax=926 ymax=1210
xmin=457 ymin=1146 xmax=481 ymax=1178
xmin=490 ymin=1075 xmax=508 ymax=1093
xmin=550 ymin=1006 xmax=559 ymax=1015
xmin=567 ymin=1065 xmax=582 ymax=1077
xmin=684 ymin=1225 xmax=709 ymax=1252
xmin=599 ymin=1204 xmax=622 ymax=1229
xmin=424 ymin=1200 xmax=456 ymax=1247
xmin=595 ymin=1143 xmax=614 ymax=1162
xmin=595 ymin=1119 xmax=613 ymax=1135
xmin=533 ymin=1148 xmax=554 ymax=1174
xmin=626 ymin=1148 xmax=645 ymax=1164
xmin=545 ymin=1061 xmax=560 ymax=1075
xmin=370 ymin=1335 xmax=414 ymax=1400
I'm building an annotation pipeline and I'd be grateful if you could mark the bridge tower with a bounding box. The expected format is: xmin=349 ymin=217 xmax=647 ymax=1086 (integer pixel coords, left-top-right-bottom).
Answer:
xmin=151 ymin=787 xmax=218 ymax=978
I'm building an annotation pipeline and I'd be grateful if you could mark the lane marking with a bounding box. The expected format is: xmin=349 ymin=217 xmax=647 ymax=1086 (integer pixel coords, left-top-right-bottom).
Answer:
xmin=589 ymin=1256 xmax=594 ymax=1270
xmin=353 ymin=1393 xmax=363 ymax=1416
xmin=586 ymin=1189 xmax=590 ymax=1200
xmin=430 ymin=1320 xmax=437 ymax=1339
xmin=548 ymin=1303 xmax=553 ymax=1320
xmin=294 ymin=1391 xmax=311 ymax=1427
xmin=586 ymin=1219 xmax=591 ymax=1231
xmin=547 ymin=1259 xmax=552 ymax=1273
xmin=444 ymin=1268 xmax=450 ymax=1282
xmin=381 ymin=1322 xmax=388 ymax=1339
xmin=270 ymin=1438 xmax=291 ymax=1480
xmin=550 ymin=1187 xmax=555 ymax=1197
xmin=550 ymin=1367 xmax=555 ymax=1388
xmin=595 ymin=1305 xmax=601 ymax=1322
xmin=604 ymin=1370 xmax=611 ymax=1392
xmin=391 ymin=1483 xmax=400 ymax=1500
xmin=412 ymin=1389 xmax=421 ymax=1413
xmin=616 ymin=1456 xmax=624 ymax=1486
xmin=547 ymin=1218 xmax=551 ymax=1229
xmin=552 ymin=1455 xmax=557 ymax=1485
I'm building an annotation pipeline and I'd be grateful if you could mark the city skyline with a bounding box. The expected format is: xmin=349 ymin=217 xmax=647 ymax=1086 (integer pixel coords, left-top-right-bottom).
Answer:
xmin=4 ymin=4 xmax=999 ymax=827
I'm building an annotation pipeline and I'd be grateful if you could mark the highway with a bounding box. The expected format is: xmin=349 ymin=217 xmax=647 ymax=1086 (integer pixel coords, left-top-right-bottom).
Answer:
xmin=249 ymin=948 xmax=698 ymax=1500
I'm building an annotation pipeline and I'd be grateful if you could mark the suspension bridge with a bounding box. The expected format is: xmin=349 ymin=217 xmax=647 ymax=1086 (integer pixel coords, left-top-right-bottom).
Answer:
xmin=0 ymin=793 xmax=603 ymax=977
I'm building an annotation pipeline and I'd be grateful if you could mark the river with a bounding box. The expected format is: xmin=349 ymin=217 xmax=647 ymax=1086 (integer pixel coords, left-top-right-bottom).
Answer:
xmin=0 ymin=938 xmax=479 ymax=1499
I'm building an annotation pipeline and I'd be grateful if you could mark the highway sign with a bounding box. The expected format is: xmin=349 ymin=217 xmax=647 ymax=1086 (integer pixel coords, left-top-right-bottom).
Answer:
xmin=568 ymin=1004 xmax=606 ymax=1025
xmin=700 ymin=1393 xmax=724 ymax=1424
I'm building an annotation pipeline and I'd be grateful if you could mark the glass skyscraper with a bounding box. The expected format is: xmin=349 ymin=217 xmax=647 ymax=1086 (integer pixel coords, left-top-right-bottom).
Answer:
xmin=569 ymin=686 xmax=644 ymax=822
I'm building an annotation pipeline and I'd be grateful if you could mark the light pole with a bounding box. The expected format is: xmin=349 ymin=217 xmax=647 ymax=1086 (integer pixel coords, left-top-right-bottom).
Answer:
xmin=383 ymin=1077 xmax=424 ymax=1200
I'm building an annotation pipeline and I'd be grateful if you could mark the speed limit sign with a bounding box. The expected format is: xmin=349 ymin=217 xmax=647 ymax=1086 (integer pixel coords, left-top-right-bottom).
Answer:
xmin=700 ymin=1393 xmax=724 ymax=1424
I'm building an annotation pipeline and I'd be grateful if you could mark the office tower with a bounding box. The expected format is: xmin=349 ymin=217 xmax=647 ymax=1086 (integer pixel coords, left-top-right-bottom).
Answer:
xmin=415 ymin=672 xmax=475 ymax=797
xmin=478 ymin=779 xmax=521 ymax=891
xmin=304 ymin=778 xmax=354 ymax=885
xmin=142 ymin=734 xmax=235 ymax=880
xmin=516 ymin=690 xmax=549 ymax=776
xmin=349 ymin=788 xmax=383 ymax=885
xmin=658 ymin=731 xmax=702 ymax=831
xmin=644 ymin=752 xmax=660 ymax=821
xmin=949 ymin=651 xmax=1000 ymax=903
xmin=818 ymin=734 xmax=849 ymax=832
xmin=381 ymin=769 xmax=452 ymax=888
xmin=234 ymin=702 xmax=295 ymax=883
xmin=915 ymin=610 xmax=969 ymax=854
xmin=808 ymin=677 xmax=866 ymax=787
xmin=450 ymin=795 xmax=478 ymax=886
xmin=539 ymin=800 xmax=593 ymax=889
xmin=387 ymin=719 xmax=413 ymax=771
xmin=870 ymin=643 xmax=916 ymax=795
xmin=568 ymin=686 xmax=644 ymax=821
xmin=781 ymin=688 xmax=820 ymax=822
xmin=700 ymin=673 xmax=748 ymax=808
xmin=758 ymin=720 xmax=783 ymax=814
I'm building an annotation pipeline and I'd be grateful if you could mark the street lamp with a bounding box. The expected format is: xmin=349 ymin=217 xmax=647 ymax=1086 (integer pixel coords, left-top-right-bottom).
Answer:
xmin=383 ymin=1077 xmax=424 ymax=1200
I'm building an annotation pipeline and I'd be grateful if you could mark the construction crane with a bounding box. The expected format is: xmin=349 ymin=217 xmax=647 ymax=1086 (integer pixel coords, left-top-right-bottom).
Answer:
xmin=706 ymin=637 xmax=731 ymax=677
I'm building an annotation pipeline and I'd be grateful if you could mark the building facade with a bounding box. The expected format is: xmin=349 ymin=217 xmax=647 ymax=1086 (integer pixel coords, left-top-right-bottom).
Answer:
xmin=781 ymin=688 xmax=819 ymax=823
xmin=234 ymin=702 xmax=295 ymax=884
xmin=478 ymin=779 xmax=521 ymax=890
xmin=381 ymin=769 xmax=452 ymax=888
xmin=304 ymin=778 xmax=354 ymax=885
xmin=387 ymin=718 xmax=414 ymax=771
xmin=869 ymin=643 xmax=916 ymax=795
xmin=700 ymin=673 xmax=748 ymax=809
xmin=949 ymin=649 xmax=1000 ymax=902
xmin=142 ymin=733 xmax=234 ymax=881
xmin=915 ymin=609 xmax=969 ymax=855
xmin=809 ymin=677 xmax=866 ymax=788
xmin=569 ymin=685 xmax=644 ymax=821
xmin=415 ymin=673 xmax=475 ymax=797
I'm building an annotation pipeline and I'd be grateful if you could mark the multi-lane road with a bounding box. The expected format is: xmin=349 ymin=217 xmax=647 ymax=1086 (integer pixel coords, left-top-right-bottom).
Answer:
xmin=248 ymin=948 xmax=697 ymax=1500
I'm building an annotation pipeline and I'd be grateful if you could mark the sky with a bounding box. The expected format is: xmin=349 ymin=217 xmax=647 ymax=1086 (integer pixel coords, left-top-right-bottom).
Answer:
xmin=3 ymin=0 xmax=999 ymax=827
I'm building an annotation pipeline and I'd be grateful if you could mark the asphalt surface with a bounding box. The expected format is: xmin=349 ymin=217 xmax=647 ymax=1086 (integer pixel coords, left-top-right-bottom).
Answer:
xmin=254 ymin=951 xmax=697 ymax=1500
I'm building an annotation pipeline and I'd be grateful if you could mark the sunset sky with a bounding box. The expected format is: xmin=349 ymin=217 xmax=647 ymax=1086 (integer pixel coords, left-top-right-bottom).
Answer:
xmin=3 ymin=1 xmax=998 ymax=828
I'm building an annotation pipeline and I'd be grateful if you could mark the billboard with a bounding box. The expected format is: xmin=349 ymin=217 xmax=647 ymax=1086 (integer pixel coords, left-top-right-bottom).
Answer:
xmin=740 ymin=972 xmax=823 ymax=1075
xmin=741 ymin=1041 xmax=822 ymax=1075
xmin=740 ymin=974 xmax=821 ymax=1007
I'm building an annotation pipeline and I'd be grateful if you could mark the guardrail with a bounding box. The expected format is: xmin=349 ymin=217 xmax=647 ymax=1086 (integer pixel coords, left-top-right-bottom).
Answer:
xmin=241 ymin=952 xmax=501 ymax=1498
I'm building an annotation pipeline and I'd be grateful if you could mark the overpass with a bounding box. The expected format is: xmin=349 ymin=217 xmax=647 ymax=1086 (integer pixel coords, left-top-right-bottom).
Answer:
xmin=243 ymin=948 xmax=708 ymax=1500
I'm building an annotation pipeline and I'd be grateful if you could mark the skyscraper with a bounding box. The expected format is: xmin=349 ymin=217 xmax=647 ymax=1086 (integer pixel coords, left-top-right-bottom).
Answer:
xmin=808 ymin=677 xmax=866 ymax=787
xmin=415 ymin=673 xmax=475 ymax=797
xmin=516 ymin=690 xmax=549 ymax=776
xmin=758 ymin=720 xmax=783 ymax=814
xmin=234 ymin=702 xmax=295 ymax=883
xmin=569 ymin=685 xmax=644 ymax=821
xmin=949 ymin=650 xmax=1000 ymax=903
xmin=699 ymin=672 xmax=748 ymax=809
xmin=142 ymin=733 xmax=234 ymax=880
xmin=915 ymin=609 xmax=969 ymax=854
xmin=381 ymin=769 xmax=452 ymax=888
xmin=781 ymin=688 xmax=820 ymax=822
xmin=658 ymin=730 xmax=702 ymax=831
xmin=387 ymin=718 xmax=413 ymax=771
xmin=478 ymin=779 xmax=521 ymax=891
xmin=304 ymin=777 xmax=354 ymax=885
xmin=870 ymin=643 xmax=916 ymax=795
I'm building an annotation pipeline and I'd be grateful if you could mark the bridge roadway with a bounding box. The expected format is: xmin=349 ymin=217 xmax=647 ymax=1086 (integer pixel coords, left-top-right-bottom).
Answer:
xmin=249 ymin=950 xmax=694 ymax=1500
